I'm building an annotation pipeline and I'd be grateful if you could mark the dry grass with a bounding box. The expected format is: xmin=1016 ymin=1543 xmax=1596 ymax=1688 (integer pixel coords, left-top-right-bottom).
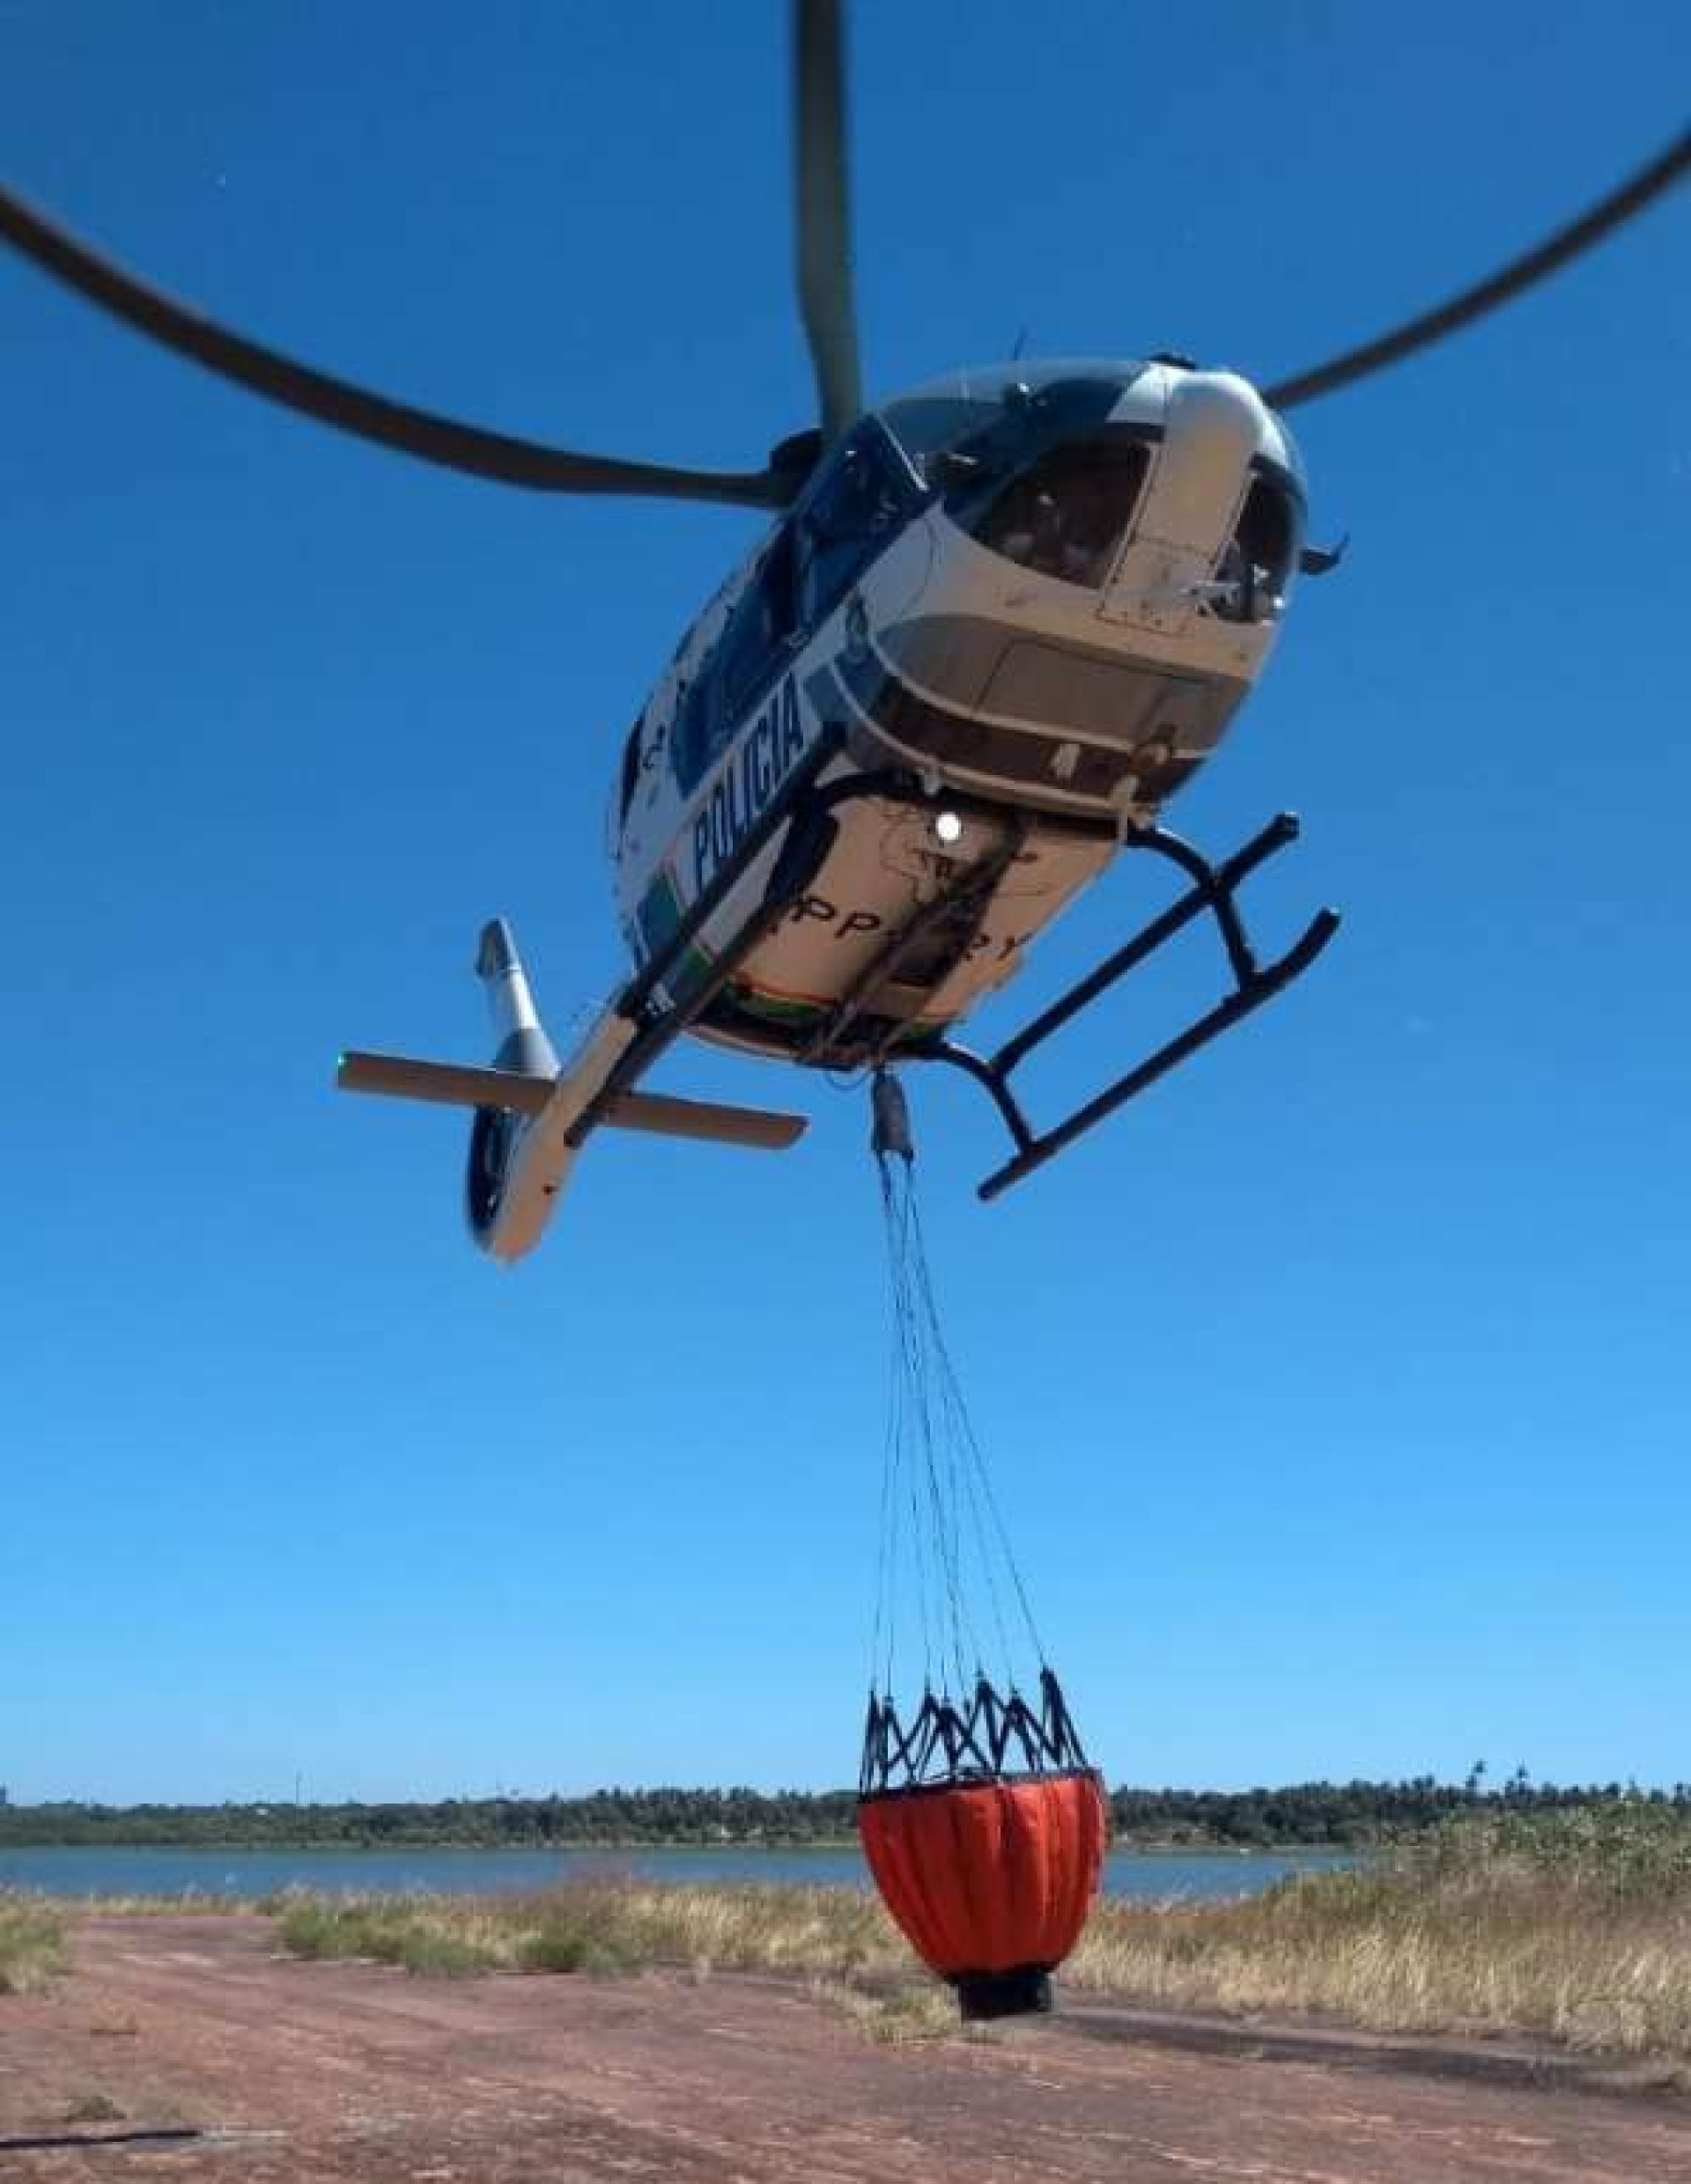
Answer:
xmin=67 ymin=1893 xmax=259 ymax=1916
xmin=277 ymin=1878 xmax=904 ymax=1984
xmin=269 ymin=1805 xmax=1691 ymax=2068
xmin=808 ymin=1974 xmax=993 ymax=2045
xmin=1067 ymin=1804 xmax=1691 ymax=2068
xmin=0 ymin=1892 xmax=66 ymax=1994
xmin=275 ymin=1880 xmax=982 ymax=2040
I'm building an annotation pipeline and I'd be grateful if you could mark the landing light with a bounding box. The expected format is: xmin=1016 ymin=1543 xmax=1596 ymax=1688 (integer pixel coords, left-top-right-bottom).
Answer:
xmin=934 ymin=810 xmax=964 ymax=846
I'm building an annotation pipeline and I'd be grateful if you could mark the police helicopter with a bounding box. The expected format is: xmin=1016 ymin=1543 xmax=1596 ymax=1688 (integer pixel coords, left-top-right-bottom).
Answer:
xmin=4 ymin=10 xmax=1684 ymax=1265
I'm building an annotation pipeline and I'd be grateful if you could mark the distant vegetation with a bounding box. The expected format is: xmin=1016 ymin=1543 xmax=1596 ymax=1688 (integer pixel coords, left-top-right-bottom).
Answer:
xmin=268 ymin=1801 xmax=1691 ymax=2069
xmin=4 ymin=1771 xmax=1687 ymax=1849
xmin=268 ymin=1800 xmax=1691 ymax=2068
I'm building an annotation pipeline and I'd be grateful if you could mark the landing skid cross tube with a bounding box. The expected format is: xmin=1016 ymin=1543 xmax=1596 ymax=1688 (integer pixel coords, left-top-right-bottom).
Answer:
xmin=912 ymin=814 xmax=1340 ymax=1201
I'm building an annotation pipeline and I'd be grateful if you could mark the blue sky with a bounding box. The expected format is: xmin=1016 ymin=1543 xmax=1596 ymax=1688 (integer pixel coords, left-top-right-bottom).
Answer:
xmin=3 ymin=2 xmax=1687 ymax=1804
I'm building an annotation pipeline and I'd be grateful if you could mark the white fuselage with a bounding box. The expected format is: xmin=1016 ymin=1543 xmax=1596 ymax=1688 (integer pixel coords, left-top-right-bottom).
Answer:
xmin=612 ymin=358 xmax=1306 ymax=1065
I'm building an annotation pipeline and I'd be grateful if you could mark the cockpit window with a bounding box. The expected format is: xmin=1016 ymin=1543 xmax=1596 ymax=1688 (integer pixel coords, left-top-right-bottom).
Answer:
xmin=880 ymin=366 xmax=1155 ymax=594
xmin=1210 ymin=471 xmax=1303 ymax=624
xmin=967 ymin=437 xmax=1151 ymax=590
xmin=881 ymin=365 xmax=1139 ymax=486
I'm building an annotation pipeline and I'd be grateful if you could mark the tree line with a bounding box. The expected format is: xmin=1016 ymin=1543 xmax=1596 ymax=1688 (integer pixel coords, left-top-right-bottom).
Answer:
xmin=4 ymin=1774 xmax=1687 ymax=1850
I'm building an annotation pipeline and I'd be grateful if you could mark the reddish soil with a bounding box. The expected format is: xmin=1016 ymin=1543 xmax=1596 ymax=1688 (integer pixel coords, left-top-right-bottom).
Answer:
xmin=0 ymin=1915 xmax=1685 ymax=2180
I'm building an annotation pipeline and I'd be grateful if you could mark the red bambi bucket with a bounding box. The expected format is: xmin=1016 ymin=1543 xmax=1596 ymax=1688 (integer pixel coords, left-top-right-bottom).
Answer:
xmin=859 ymin=1766 xmax=1107 ymax=2018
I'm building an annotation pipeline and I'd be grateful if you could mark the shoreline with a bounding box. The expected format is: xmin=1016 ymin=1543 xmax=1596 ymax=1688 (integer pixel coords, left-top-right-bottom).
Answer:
xmin=2 ymin=1837 xmax=1360 ymax=1858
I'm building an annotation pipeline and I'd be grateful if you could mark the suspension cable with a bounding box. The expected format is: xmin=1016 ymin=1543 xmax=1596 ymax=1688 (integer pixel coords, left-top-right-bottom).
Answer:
xmin=868 ymin=1068 xmax=1046 ymax=1708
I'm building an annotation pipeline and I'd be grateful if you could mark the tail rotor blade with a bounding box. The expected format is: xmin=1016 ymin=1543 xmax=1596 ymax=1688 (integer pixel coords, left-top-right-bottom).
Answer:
xmin=1264 ymin=128 xmax=1691 ymax=412
xmin=794 ymin=0 xmax=864 ymax=440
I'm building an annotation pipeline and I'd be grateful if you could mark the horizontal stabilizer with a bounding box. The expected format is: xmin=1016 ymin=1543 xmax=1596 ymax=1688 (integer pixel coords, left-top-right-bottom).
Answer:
xmin=336 ymin=1051 xmax=554 ymax=1116
xmin=337 ymin=1051 xmax=806 ymax=1152
xmin=600 ymin=1089 xmax=808 ymax=1150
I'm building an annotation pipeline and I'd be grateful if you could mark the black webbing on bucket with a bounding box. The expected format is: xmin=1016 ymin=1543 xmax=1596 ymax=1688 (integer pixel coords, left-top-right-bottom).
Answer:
xmin=860 ymin=1665 xmax=1090 ymax=1797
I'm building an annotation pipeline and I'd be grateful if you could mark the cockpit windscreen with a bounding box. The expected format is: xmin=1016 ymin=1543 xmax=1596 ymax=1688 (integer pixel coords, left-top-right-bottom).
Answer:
xmin=881 ymin=363 xmax=1155 ymax=593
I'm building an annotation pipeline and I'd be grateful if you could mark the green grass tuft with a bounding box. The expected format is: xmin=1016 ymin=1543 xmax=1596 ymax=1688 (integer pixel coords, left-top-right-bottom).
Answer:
xmin=63 ymin=2091 xmax=125 ymax=2125
xmin=0 ymin=1893 xmax=65 ymax=1994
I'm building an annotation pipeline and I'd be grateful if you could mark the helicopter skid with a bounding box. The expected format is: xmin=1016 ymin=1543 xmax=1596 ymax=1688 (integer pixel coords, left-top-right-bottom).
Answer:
xmin=915 ymin=812 xmax=1340 ymax=1199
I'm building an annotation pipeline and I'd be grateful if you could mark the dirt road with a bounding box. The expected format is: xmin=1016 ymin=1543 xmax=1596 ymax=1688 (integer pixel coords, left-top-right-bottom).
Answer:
xmin=1 ymin=1915 xmax=1685 ymax=2180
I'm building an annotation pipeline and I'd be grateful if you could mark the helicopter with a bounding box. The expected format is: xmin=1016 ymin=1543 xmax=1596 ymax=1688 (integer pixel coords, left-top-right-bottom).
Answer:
xmin=4 ymin=11 xmax=1684 ymax=1265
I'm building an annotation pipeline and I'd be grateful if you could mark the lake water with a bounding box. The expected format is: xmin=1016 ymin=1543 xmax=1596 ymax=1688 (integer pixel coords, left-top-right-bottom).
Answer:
xmin=1 ymin=1843 xmax=1355 ymax=1902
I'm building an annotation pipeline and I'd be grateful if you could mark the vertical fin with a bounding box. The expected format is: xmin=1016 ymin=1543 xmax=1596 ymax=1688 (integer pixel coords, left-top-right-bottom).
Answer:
xmin=475 ymin=918 xmax=558 ymax=1077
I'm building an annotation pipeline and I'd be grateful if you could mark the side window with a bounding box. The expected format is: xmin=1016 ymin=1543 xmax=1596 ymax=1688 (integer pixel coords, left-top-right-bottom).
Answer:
xmin=1211 ymin=474 xmax=1303 ymax=623
xmin=671 ymin=676 xmax=712 ymax=797
xmin=617 ymin=717 xmax=644 ymax=824
xmin=798 ymin=428 xmax=911 ymax=628
xmin=716 ymin=528 xmax=800 ymax=720
xmin=670 ymin=528 xmax=803 ymax=797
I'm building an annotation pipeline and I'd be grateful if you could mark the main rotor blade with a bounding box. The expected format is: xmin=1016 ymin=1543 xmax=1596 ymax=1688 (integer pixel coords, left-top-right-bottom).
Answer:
xmin=794 ymin=0 xmax=864 ymax=440
xmin=0 ymin=182 xmax=791 ymax=508
xmin=1264 ymin=127 xmax=1691 ymax=412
